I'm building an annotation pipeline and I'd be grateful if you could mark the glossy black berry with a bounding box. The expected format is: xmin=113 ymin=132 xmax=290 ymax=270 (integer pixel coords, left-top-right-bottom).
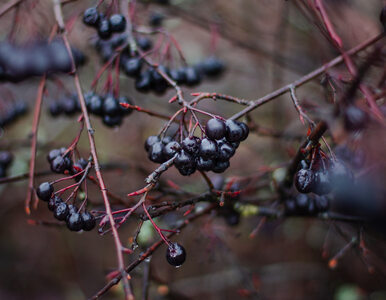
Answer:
xmin=83 ymin=7 xmax=100 ymax=27
xmin=284 ymin=198 xmax=297 ymax=215
xmin=51 ymin=156 xmax=66 ymax=173
xmin=109 ymin=14 xmax=126 ymax=32
xmin=81 ymin=211 xmax=96 ymax=231
xmin=103 ymin=114 xmax=122 ymax=127
xmin=62 ymin=97 xmax=78 ymax=115
xmin=88 ymin=94 xmax=104 ymax=115
xmin=98 ymin=18 xmax=112 ymax=40
xmin=315 ymin=195 xmax=329 ymax=212
xmin=103 ymin=95 xmax=120 ymax=116
xmin=66 ymin=212 xmax=84 ymax=231
xmin=36 ymin=182 xmax=53 ymax=201
xmin=166 ymin=242 xmax=186 ymax=267
xmin=49 ymin=102 xmax=63 ymax=116
xmin=161 ymin=136 xmax=172 ymax=145
xmin=239 ymin=122 xmax=249 ymax=141
xmin=136 ymin=36 xmax=152 ymax=51
xmin=148 ymin=141 xmax=165 ymax=163
xmin=149 ymin=12 xmax=164 ymax=27
xmin=202 ymin=56 xmax=224 ymax=77
xmin=169 ymin=68 xmax=186 ymax=84
xmin=163 ymin=141 xmax=181 ymax=160
xmin=48 ymin=195 xmax=62 ymax=211
xmin=205 ymin=118 xmax=226 ymax=140
xmin=295 ymin=193 xmax=309 ymax=213
xmin=196 ymin=156 xmax=214 ymax=171
xmin=54 ymin=202 xmax=69 ymax=221
xmin=135 ymin=70 xmax=153 ymax=92
xmin=47 ymin=149 xmax=61 ymax=162
xmin=199 ymin=138 xmax=218 ymax=160
xmin=212 ymin=160 xmax=230 ymax=173
xmin=151 ymin=66 xmax=169 ymax=94
xmin=0 ymin=151 xmax=13 ymax=167
xmin=295 ymin=169 xmax=315 ymax=194
xmin=343 ymin=105 xmax=368 ymax=131
xmin=175 ymin=150 xmax=196 ymax=176
xmin=225 ymin=120 xmax=244 ymax=142
xmin=184 ymin=67 xmax=201 ymax=86
xmin=181 ymin=136 xmax=200 ymax=155
xmin=313 ymin=170 xmax=332 ymax=196
xmin=121 ymin=56 xmax=142 ymax=77
xmin=145 ymin=135 xmax=160 ymax=152
xmin=217 ymin=141 xmax=235 ymax=162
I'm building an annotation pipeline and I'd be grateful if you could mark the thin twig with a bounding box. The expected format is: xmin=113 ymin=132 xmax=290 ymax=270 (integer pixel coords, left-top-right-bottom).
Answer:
xmin=51 ymin=0 xmax=133 ymax=299
xmin=230 ymin=33 xmax=384 ymax=120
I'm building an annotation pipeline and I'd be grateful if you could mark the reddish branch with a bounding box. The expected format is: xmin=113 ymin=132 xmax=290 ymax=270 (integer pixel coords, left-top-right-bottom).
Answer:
xmin=25 ymin=76 xmax=46 ymax=215
xmin=90 ymin=203 xmax=217 ymax=300
xmin=52 ymin=0 xmax=133 ymax=299
xmin=230 ymin=33 xmax=384 ymax=120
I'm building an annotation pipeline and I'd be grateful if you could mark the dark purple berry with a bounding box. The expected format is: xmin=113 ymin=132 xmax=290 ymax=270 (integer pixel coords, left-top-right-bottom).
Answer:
xmin=199 ymin=138 xmax=218 ymax=160
xmin=103 ymin=95 xmax=120 ymax=116
xmin=149 ymin=12 xmax=164 ymax=27
xmin=202 ymin=56 xmax=224 ymax=77
xmin=161 ymin=136 xmax=172 ymax=145
xmin=344 ymin=105 xmax=368 ymax=131
xmin=184 ymin=67 xmax=201 ymax=86
xmin=121 ymin=56 xmax=142 ymax=77
xmin=102 ymin=114 xmax=123 ymax=127
xmin=166 ymin=242 xmax=186 ymax=267
xmin=294 ymin=169 xmax=315 ymax=194
xmin=51 ymin=156 xmax=66 ymax=173
xmin=225 ymin=120 xmax=244 ymax=142
xmin=48 ymin=195 xmax=62 ymax=211
xmin=135 ymin=70 xmax=153 ymax=92
xmin=49 ymin=102 xmax=63 ymax=116
xmin=217 ymin=141 xmax=235 ymax=162
xmin=88 ymin=94 xmax=104 ymax=115
xmin=136 ymin=36 xmax=152 ymax=51
xmin=148 ymin=141 xmax=165 ymax=163
xmin=47 ymin=149 xmax=61 ymax=162
xmin=145 ymin=135 xmax=160 ymax=152
xmin=205 ymin=118 xmax=226 ymax=140
xmin=0 ymin=151 xmax=13 ymax=167
xmin=81 ymin=211 xmax=96 ymax=231
xmin=315 ymin=195 xmax=329 ymax=212
xmin=109 ymin=14 xmax=126 ymax=32
xmin=98 ymin=18 xmax=112 ymax=40
xmin=284 ymin=198 xmax=297 ymax=215
xmin=181 ymin=136 xmax=200 ymax=155
xmin=163 ymin=141 xmax=181 ymax=160
xmin=169 ymin=68 xmax=186 ymax=84
xmin=66 ymin=212 xmax=83 ymax=231
xmin=36 ymin=182 xmax=53 ymax=201
xmin=238 ymin=122 xmax=249 ymax=141
xmin=313 ymin=170 xmax=332 ymax=195
xmin=54 ymin=202 xmax=69 ymax=221
xmin=212 ymin=160 xmax=230 ymax=173
xmin=175 ymin=150 xmax=196 ymax=176
xmin=196 ymin=156 xmax=214 ymax=171
xmin=83 ymin=7 xmax=100 ymax=27
xmin=295 ymin=193 xmax=309 ymax=212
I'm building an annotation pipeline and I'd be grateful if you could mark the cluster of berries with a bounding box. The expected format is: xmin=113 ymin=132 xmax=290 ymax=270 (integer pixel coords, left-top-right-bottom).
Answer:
xmin=36 ymin=182 xmax=96 ymax=232
xmin=285 ymin=194 xmax=329 ymax=216
xmin=0 ymin=100 xmax=28 ymax=127
xmin=166 ymin=242 xmax=186 ymax=267
xmin=145 ymin=118 xmax=249 ymax=175
xmin=84 ymin=92 xmax=133 ymax=127
xmin=0 ymin=151 xmax=13 ymax=178
xmin=294 ymin=155 xmax=352 ymax=196
xmin=0 ymin=40 xmax=84 ymax=82
xmin=47 ymin=148 xmax=88 ymax=179
xmin=48 ymin=92 xmax=133 ymax=127
xmin=49 ymin=94 xmax=81 ymax=117
xmin=83 ymin=7 xmax=127 ymax=40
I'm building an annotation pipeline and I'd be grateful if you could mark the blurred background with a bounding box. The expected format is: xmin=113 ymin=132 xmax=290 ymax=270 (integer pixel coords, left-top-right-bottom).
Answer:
xmin=0 ymin=0 xmax=385 ymax=299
